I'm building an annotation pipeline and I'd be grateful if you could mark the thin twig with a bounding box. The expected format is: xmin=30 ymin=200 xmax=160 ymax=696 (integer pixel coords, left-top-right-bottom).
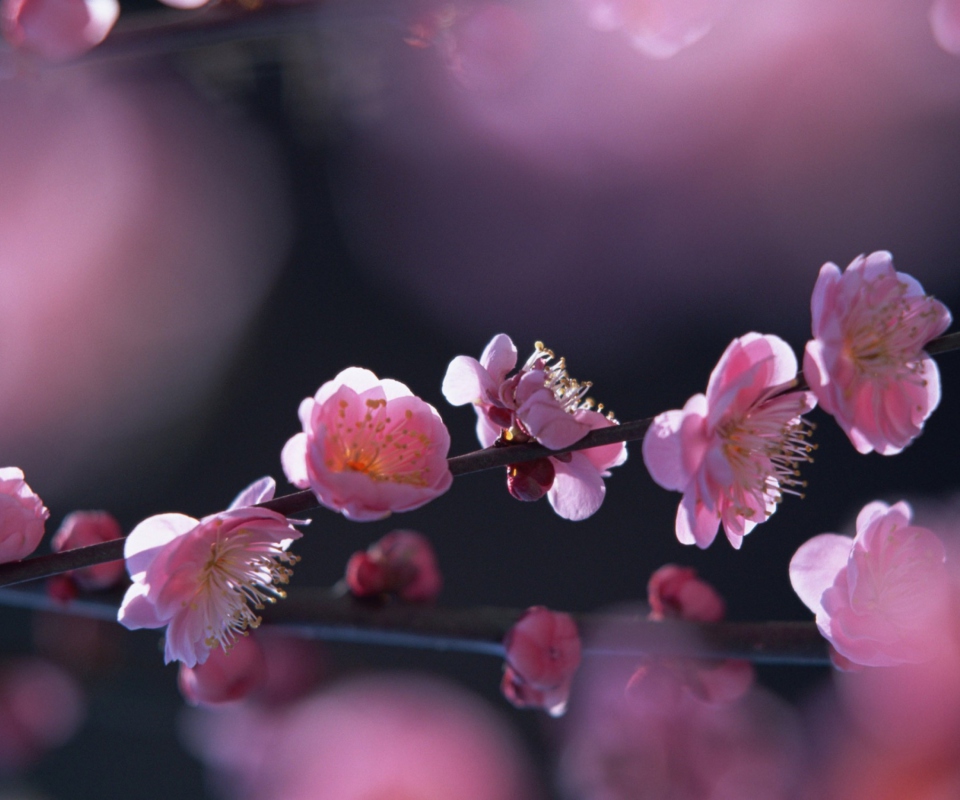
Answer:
xmin=0 ymin=331 xmax=955 ymax=589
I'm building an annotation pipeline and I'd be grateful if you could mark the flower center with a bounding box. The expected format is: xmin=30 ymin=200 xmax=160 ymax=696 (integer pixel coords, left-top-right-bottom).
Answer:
xmin=197 ymin=528 xmax=299 ymax=652
xmin=524 ymin=341 xmax=616 ymax=420
xmin=328 ymin=399 xmax=432 ymax=487
xmin=717 ymin=393 xmax=816 ymax=519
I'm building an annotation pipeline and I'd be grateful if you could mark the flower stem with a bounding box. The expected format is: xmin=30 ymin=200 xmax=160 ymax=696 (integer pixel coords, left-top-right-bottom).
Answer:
xmin=0 ymin=331 xmax=956 ymax=589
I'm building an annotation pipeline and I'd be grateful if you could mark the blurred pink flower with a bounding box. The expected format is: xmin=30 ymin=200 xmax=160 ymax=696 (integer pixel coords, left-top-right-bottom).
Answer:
xmin=51 ymin=510 xmax=124 ymax=590
xmin=282 ymin=368 xmax=453 ymax=521
xmin=0 ymin=657 xmax=86 ymax=775
xmin=0 ymin=0 xmax=117 ymax=61
xmin=790 ymin=500 xmax=952 ymax=668
xmin=643 ymin=333 xmax=816 ymax=549
xmin=0 ymin=467 xmax=49 ymax=564
xmin=179 ymin=633 xmax=268 ymax=707
xmin=580 ymin=0 xmax=731 ymax=59
xmin=182 ymin=674 xmax=541 ymax=800
xmin=647 ymin=564 xmax=725 ymax=622
xmin=117 ymin=477 xmax=302 ymax=667
xmin=444 ymin=335 xmax=626 ymax=519
xmin=501 ymin=605 xmax=581 ymax=717
xmin=803 ymin=251 xmax=951 ymax=456
xmin=345 ymin=529 xmax=442 ymax=602
xmin=931 ymin=0 xmax=960 ymax=55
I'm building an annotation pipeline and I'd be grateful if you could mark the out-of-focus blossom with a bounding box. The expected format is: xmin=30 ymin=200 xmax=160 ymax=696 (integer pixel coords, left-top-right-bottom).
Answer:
xmin=931 ymin=0 xmax=960 ymax=55
xmin=156 ymin=0 xmax=206 ymax=9
xmin=282 ymin=368 xmax=453 ymax=521
xmin=581 ymin=0 xmax=731 ymax=59
xmin=790 ymin=500 xmax=952 ymax=668
xmin=0 ymin=657 xmax=86 ymax=775
xmin=0 ymin=0 xmax=118 ymax=61
xmin=444 ymin=335 xmax=626 ymax=520
xmin=50 ymin=510 xmax=124 ymax=590
xmin=634 ymin=565 xmax=753 ymax=705
xmin=501 ymin=606 xmax=581 ymax=716
xmin=560 ymin=610 xmax=801 ymax=800
xmin=182 ymin=674 xmax=540 ymax=800
xmin=179 ymin=633 xmax=267 ymax=707
xmin=117 ymin=477 xmax=303 ymax=667
xmin=804 ymin=252 xmax=951 ymax=456
xmin=253 ymin=630 xmax=325 ymax=706
xmin=0 ymin=467 xmax=48 ymax=564
xmin=345 ymin=529 xmax=442 ymax=602
xmin=643 ymin=333 xmax=816 ymax=549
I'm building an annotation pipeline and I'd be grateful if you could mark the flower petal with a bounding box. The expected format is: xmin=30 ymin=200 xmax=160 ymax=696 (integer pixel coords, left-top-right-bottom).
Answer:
xmin=789 ymin=533 xmax=852 ymax=617
xmin=124 ymin=513 xmax=197 ymax=580
xmin=547 ymin=453 xmax=606 ymax=521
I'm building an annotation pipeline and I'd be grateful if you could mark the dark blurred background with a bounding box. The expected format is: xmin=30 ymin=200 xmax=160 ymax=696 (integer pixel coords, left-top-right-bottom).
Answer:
xmin=2 ymin=0 xmax=960 ymax=795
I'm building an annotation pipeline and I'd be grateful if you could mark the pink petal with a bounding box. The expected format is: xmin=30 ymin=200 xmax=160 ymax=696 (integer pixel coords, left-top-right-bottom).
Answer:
xmin=280 ymin=432 xmax=310 ymax=489
xmin=441 ymin=356 xmax=496 ymax=406
xmin=228 ymin=477 xmax=276 ymax=510
xmin=479 ymin=333 xmax=518 ymax=382
xmin=516 ymin=381 xmax=590 ymax=449
xmin=642 ymin=409 xmax=687 ymax=491
xmin=789 ymin=533 xmax=852 ymax=617
xmin=547 ymin=453 xmax=606 ymax=521
xmin=315 ymin=368 xmax=382 ymax=405
xmin=676 ymin=491 xmax=720 ymax=548
xmin=810 ymin=262 xmax=842 ymax=338
xmin=117 ymin=582 xmax=167 ymax=630
xmin=123 ymin=513 xmax=197 ymax=580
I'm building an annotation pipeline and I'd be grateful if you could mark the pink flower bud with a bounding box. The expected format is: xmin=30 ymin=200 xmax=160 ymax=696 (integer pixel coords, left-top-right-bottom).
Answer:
xmin=346 ymin=530 xmax=442 ymax=603
xmin=51 ymin=511 xmax=124 ymax=590
xmin=506 ymin=458 xmax=555 ymax=502
xmin=178 ymin=634 xmax=267 ymax=707
xmin=647 ymin=564 xmax=726 ymax=622
xmin=501 ymin=606 xmax=581 ymax=716
xmin=1 ymin=0 xmax=118 ymax=61
xmin=0 ymin=468 xmax=49 ymax=564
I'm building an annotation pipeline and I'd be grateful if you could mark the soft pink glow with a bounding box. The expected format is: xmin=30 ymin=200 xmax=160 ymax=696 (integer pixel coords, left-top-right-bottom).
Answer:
xmin=643 ymin=333 xmax=815 ymax=549
xmin=179 ymin=634 xmax=268 ymax=707
xmin=930 ymin=0 xmax=960 ymax=54
xmin=117 ymin=477 xmax=302 ymax=667
xmin=790 ymin=500 xmax=952 ymax=668
xmin=0 ymin=467 xmax=48 ymax=564
xmin=1 ymin=0 xmax=118 ymax=60
xmin=345 ymin=529 xmax=443 ymax=602
xmin=51 ymin=510 xmax=124 ymax=590
xmin=804 ymin=251 xmax=951 ymax=455
xmin=647 ymin=564 xmax=725 ymax=622
xmin=282 ymin=368 xmax=453 ymax=521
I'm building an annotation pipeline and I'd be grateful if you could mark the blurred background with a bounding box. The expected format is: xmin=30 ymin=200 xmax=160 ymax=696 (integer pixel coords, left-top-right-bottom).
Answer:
xmin=2 ymin=0 xmax=960 ymax=796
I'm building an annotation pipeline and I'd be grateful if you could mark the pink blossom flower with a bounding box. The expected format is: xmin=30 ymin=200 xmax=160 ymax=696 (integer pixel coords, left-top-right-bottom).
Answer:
xmin=647 ymin=564 xmax=725 ymax=623
xmin=501 ymin=606 xmax=582 ymax=716
xmin=643 ymin=333 xmax=816 ymax=549
xmin=282 ymin=368 xmax=453 ymax=521
xmin=179 ymin=633 xmax=268 ymax=707
xmin=51 ymin=510 xmax=124 ymax=591
xmin=790 ymin=500 xmax=953 ymax=668
xmin=345 ymin=529 xmax=442 ymax=602
xmin=443 ymin=335 xmax=627 ymax=520
xmin=117 ymin=477 xmax=303 ymax=668
xmin=931 ymin=0 xmax=960 ymax=55
xmin=0 ymin=467 xmax=49 ymax=564
xmin=0 ymin=0 xmax=118 ymax=60
xmin=803 ymin=252 xmax=951 ymax=456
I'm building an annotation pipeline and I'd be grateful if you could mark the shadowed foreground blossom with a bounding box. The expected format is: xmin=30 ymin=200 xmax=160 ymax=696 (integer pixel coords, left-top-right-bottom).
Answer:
xmin=345 ymin=529 xmax=442 ymax=602
xmin=790 ymin=500 xmax=952 ymax=668
xmin=179 ymin=633 xmax=268 ymax=707
xmin=117 ymin=477 xmax=303 ymax=668
xmin=501 ymin=606 xmax=582 ymax=717
xmin=0 ymin=467 xmax=49 ymax=564
xmin=283 ymin=368 xmax=452 ymax=521
xmin=443 ymin=335 xmax=626 ymax=520
xmin=804 ymin=251 xmax=951 ymax=456
xmin=0 ymin=0 xmax=117 ymax=60
xmin=643 ymin=333 xmax=816 ymax=549
xmin=51 ymin=510 xmax=124 ymax=591
xmin=182 ymin=674 xmax=540 ymax=800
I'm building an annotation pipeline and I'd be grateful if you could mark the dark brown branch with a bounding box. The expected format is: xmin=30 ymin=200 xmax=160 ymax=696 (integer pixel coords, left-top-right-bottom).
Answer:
xmin=0 ymin=584 xmax=830 ymax=664
xmin=0 ymin=331 xmax=955 ymax=589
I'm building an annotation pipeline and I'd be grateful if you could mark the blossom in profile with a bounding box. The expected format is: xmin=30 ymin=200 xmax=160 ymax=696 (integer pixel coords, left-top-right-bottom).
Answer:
xmin=804 ymin=251 xmax=951 ymax=456
xmin=179 ymin=633 xmax=268 ymax=707
xmin=0 ymin=0 xmax=118 ymax=60
xmin=345 ymin=529 xmax=442 ymax=602
xmin=117 ymin=477 xmax=303 ymax=668
xmin=0 ymin=467 xmax=49 ymax=564
xmin=501 ymin=606 xmax=582 ymax=716
xmin=643 ymin=333 xmax=816 ymax=549
xmin=443 ymin=335 xmax=627 ymax=520
xmin=51 ymin=510 xmax=124 ymax=591
xmin=790 ymin=500 xmax=952 ymax=668
xmin=282 ymin=368 xmax=453 ymax=521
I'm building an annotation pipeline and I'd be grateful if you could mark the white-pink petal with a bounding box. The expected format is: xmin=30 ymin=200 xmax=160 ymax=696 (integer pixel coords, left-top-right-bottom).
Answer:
xmin=548 ymin=453 xmax=606 ymax=521
xmin=789 ymin=533 xmax=853 ymax=619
